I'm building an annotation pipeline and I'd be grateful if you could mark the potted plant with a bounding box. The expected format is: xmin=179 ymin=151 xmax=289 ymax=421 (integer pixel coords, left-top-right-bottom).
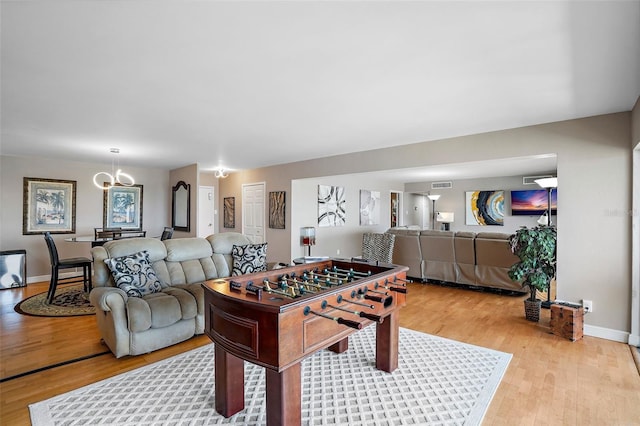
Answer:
xmin=508 ymin=225 xmax=557 ymax=322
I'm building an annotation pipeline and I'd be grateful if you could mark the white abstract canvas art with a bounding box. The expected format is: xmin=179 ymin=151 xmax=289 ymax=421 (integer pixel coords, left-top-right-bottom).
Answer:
xmin=359 ymin=189 xmax=380 ymax=226
xmin=318 ymin=185 xmax=346 ymax=227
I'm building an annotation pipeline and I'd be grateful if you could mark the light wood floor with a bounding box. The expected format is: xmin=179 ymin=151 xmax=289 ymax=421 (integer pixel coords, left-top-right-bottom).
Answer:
xmin=2 ymin=281 xmax=639 ymax=425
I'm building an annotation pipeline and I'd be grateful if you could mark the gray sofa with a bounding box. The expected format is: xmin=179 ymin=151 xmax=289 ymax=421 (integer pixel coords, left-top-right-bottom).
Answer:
xmin=386 ymin=228 xmax=522 ymax=292
xmin=90 ymin=232 xmax=253 ymax=358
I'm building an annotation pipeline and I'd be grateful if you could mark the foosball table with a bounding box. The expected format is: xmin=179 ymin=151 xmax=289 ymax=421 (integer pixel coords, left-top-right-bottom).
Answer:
xmin=202 ymin=257 xmax=410 ymax=426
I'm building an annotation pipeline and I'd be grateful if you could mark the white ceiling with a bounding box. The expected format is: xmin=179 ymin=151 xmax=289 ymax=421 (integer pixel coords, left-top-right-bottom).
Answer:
xmin=1 ymin=1 xmax=639 ymax=179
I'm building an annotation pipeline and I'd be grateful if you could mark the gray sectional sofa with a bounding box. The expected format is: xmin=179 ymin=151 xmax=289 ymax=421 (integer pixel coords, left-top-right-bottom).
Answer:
xmin=90 ymin=232 xmax=254 ymax=358
xmin=386 ymin=228 xmax=522 ymax=292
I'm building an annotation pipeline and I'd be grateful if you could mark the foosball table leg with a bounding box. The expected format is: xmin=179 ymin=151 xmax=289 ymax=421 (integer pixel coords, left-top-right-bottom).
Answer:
xmin=215 ymin=345 xmax=245 ymax=417
xmin=376 ymin=310 xmax=399 ymax=372
xmin=328 ymin=337 xmax=349 ymax=353
xmin=265 ymin=363 xmax=302 ymax=426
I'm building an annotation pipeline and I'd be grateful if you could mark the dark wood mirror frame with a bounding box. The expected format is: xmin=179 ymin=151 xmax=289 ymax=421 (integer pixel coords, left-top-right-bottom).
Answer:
xmin=172 ymin=181 xmax=191 ymax=232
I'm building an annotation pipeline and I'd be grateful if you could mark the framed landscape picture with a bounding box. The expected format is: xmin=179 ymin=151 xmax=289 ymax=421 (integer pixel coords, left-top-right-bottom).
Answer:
xmin=103 ymin=184 xmax=143 ymax=230
xmin=23 ymin=177 xmax=77 ymax=234
xmin=511 ymin=189 xmax=558 ymax=216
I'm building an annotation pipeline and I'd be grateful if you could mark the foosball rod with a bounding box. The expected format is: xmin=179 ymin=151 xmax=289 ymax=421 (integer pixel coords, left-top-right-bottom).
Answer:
xmin=331 ymin=266 xmax=372 ymax=278
xmin=262 ymin=280 xmax=297 ymax=298
xmin=355 ymin=289 xmax=393 ymax=307
xmin=376 ymin=282 xmax=407 ymax=294
xmin=279 ymin=278 xmax=321 ymax=293
xmin=321 ymin=268 xmax=357 ymax=281
xmin=303 ymin=307 xmax=363 ymax=330
xmin=327 ymin=304 xmax=383 ymax=323
xmin=392 ymin=276 xmax=413 ymax=284
xmin=365 ymin=286 xmax=389 ymax=296
xmin=279 ymin=276 xmax=324 ymax=290
xmin=302 ymin=272 xmax=344 ymax=286
xmin=263 ymin=278 xmax=299 ymax=295
xmin=336 ymin=294 xmax=374 ymax=309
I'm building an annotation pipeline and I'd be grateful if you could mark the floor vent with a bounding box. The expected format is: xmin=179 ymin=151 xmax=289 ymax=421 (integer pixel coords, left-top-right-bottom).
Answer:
xmin=522 ymin=175 xmax=553 ymax=185
xmin=431 ymin=181 xmax=453 ymax=189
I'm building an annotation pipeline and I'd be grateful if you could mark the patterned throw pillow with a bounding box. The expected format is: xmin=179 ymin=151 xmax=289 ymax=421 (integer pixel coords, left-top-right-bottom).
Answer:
xmin=104 ymin=250 xmax=162 ymax=297
xmin=232 ymin=243 xmax=268 ymax=276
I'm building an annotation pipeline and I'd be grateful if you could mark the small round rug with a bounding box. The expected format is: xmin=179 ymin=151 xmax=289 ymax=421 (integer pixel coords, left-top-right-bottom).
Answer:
xmin=15 ymin=284 xmax=95 ymax=317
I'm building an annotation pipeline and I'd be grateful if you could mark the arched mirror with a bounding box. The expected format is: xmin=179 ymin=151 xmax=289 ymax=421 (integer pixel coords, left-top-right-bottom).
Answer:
xmin=172 ymin=181 xmax=190 ymax=232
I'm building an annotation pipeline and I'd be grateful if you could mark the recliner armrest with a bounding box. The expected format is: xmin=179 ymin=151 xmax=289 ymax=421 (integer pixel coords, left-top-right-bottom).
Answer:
xmin=89 ymin=286 xmax=128 ymax=311
xmin=91 ymin=246 xmax=112 ymax=287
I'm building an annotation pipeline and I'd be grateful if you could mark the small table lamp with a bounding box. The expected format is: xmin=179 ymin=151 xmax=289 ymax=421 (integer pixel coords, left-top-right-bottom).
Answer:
xmin=436 ymin=212 xmax=454 ymax=231
xmin=300 ymin=227 xmax=316 ymax=257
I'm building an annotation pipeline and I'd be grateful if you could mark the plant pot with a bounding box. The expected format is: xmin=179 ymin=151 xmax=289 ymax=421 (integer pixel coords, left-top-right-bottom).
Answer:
xmin=524 ymin=299 xmax=542 ymax=322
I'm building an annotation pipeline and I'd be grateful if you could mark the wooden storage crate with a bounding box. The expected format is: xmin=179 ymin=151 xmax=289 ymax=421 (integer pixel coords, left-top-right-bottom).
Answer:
xmin=550 ymin=304 xmax=584 ymax=341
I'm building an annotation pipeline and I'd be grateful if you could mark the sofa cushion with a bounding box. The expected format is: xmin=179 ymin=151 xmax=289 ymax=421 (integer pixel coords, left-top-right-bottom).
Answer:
xmin=127 ymin=293 xmax=180 ymax=331
xmin=126 ymin=288 xmax=197 ymax=332
xmin=103 ymin=237 xmax=167 ymax=263
xmin=232 ymin=243 xmax=268 ymax=276
xmin=165 ymin=238 xmax=213 ymax=262
xmin=104 ymin=250 xmax=163 ymax=297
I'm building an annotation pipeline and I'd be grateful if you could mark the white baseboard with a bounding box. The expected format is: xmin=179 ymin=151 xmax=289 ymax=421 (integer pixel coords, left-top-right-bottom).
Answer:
xmin=27 ymin=274 xmax=50 ymax=284
xmin=628 ymin=334 xmax=640 ymax=347
xmin=584 ymin=324 xmax=630 ymax=344
xmin=27 ymin=270 xmax=87 ymax=285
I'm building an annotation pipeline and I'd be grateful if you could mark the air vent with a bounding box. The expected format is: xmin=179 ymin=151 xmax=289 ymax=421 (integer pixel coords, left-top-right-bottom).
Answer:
xmin=522 ymin=175 xmax=553 ymax=185
xmin=431 ymin=181 xmax=453 ymax=189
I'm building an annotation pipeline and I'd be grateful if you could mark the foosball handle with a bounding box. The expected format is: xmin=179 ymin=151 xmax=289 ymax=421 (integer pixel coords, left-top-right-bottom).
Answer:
xmin=363 ymin=294 xmax=385 ymax=303
xmin=358 ymin=312 xmax=383 ymax=323
xmin=337 ymin=317 xmax=363 ymax=329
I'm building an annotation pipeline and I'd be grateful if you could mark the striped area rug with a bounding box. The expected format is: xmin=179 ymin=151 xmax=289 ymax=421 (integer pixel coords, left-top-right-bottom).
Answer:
xmin=30 ymin=326 xmax=511 ymax=425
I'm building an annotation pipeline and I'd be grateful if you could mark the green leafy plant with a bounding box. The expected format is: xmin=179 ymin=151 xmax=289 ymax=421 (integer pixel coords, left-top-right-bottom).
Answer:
xmin=508 ymin=225 xmax=557 ymax=302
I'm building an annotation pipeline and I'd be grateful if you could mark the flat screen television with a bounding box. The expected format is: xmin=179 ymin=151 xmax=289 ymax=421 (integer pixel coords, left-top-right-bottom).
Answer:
xmin=511 ymin=189 xmax=557 ymax=216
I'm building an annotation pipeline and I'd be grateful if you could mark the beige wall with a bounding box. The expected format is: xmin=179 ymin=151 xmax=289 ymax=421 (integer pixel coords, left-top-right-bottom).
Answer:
xmin=168 ymin=164 xmax=198 ymax=238
xmin=0 ymin=155 xmax=170 ymax=279
xmin=631 ymin=99 xmax=640 ymax=346
xmin=198 ymin=172 xmax=220 ymax=236
xmin=632 ymin=96 xmax=640 ymax=149
xmin=218 ymin=167 xmax=293 ymax=262
xmin=220 ymin=112 xmax=632 ymax=337
xmin=290 ymin=174 xmax=405 ymax=260
xmin=0 ymin=111 xmax=634 ymax=340
xmin=404 ymin=173 xmax=557 ymax=234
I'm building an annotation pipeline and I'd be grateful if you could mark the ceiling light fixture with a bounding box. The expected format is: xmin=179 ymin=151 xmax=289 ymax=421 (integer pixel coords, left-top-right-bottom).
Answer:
xmin=92 ymin=148 xmax=135 ymax=190
xmin=215 ymin=168 xmax=228 ymax=179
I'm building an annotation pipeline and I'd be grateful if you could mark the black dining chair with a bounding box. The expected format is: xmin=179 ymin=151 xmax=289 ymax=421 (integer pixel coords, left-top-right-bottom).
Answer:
xmin=160 ymin=227 xmax=174 ymax=241
xmin=113 ymin=230 xmax=146 ymax=239
xmin=94 ymin=227 xmax=122 ymax=239
xmin=92 ymin=227 xmax=122 ymax=247
xmin=43 ymin=232 xmax=93 ymax=304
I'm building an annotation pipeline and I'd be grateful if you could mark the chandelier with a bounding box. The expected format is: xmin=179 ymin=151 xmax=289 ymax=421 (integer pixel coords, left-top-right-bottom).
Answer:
xmin=93 ymin=148 xmax=135 ymax=190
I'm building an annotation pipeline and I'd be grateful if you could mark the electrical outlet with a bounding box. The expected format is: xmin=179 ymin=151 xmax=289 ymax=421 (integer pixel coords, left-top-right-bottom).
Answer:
xmin=583 ymin=299 xmax=593 ymax=313
xmin=336 ymin=249 xmax=340 ymax=255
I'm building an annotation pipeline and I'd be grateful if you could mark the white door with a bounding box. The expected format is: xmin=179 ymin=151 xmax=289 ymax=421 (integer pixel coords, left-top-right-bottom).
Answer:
xmin=242 ymin=182 xmax=265 ymax=243
xmin=198 ymin=186 xmax=215 ymax=238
